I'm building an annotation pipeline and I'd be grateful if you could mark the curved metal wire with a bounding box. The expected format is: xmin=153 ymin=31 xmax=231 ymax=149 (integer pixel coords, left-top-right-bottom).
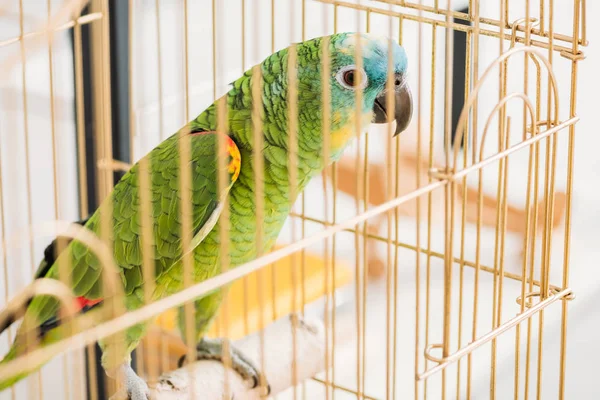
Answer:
xmin=478 ymin=92 xmax=537 ymax=163
xmin=452 ymin=46 xmax=561 ymax=171
xmin=0 ymin=278 xmax=78 ymax=337
xmin=0 ymin=221 xmax=125 ymax=305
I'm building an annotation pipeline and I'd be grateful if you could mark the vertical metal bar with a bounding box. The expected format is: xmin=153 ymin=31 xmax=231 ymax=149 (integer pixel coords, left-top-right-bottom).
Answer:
xmin=558 ymin=1 xmax=581 ymax=398
xmin=241 ymin=0 xmax=246 ymax=73
xmin=94 ymin=0 xmax=115 ymax=199
xmin=536 ymin=0 xmax=557 ymax=396
xmin=179 ymin=1 xmax=197 ymax=398
xmin=154 ymin=0 xmax=165 ymax=141
xmin=395 ymin=19 xmax=405 ymax=400
xmin=321 ymin=8 xmax=332 ymax=400
xmin=250 ymin=3 xmax=267 ymax=394
xmin=494 ymin=11 xmax=513 ymax=400
xmin=362 ymin=11 xmax=370 ymax=400
xmin=351 ymin=14 xmax=364 ymax=400
xmin=540 ymin=2 xmax=560 ymax=398
xmin=523 ymin=17 xmax=546 ymax=400
xmin=70 ymin=2 xmax=105 ymax=396
xmin=212 ymin=0 xmax=218 ymax=102
xmin=300 ymin=4 xmax=308 ymax=400
xmin=490 ymin=1 xmax=507 ymax=397
xmin=17 ymin=0 xmax=44 ymax=397
xmin=424 ymin=22 xmax=437 ymax=400
xmin=102 ymin=0 xmax=119 ymax=394
xmin=383 ymin=5 xmax=395 ymax=400
xmin=540 ymin=0 xmax=545 ymax=35
xmin=515 ymin=6 xmax=532 ymax=400
xmin=405 ymin=8 xmax=420 ymax=399
xmin=239 ymin=2 xmax=251 ymax=376
xmin=0 ymin=84 xmax=16 ymax=400
xmin=73 ymin=7 xmax=89 ymax=223
xmin=524 ymin=65 xmax=542 ymax=400
xmin=287 ymin=18 xmax=300 ymax=396
xmin=456 ymin=11 xmax=472 ymax=399
xmin=91 ymin=0 xmax=118 ymax=395
xmin=442 ymin=1 xmax=454 ymax=399
xmin=269 ymin=0 xmax=279 ymax=338
xmin=46 ymin=0 xmax=73 ymax=397
xmin=330 ymin=6 xmax=338 ymax=400
xmin=465 ymin=3 xmax=481 ymax=398
xmin=217 ymin=100 xmax=232 ymax=399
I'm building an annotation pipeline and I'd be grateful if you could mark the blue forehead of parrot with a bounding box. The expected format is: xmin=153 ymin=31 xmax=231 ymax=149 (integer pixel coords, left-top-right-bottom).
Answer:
xmin=332 ymin=32 xmax=408 ymax=83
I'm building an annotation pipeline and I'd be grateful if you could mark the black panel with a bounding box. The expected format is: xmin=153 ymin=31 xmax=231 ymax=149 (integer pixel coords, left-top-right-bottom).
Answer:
xmin=70 ymin=4 xmax=98 ymax=214
xmin=108 ymin=0 xmax=131 ymax=182
xmin=450 ymin=7 xmax=471 ymax=149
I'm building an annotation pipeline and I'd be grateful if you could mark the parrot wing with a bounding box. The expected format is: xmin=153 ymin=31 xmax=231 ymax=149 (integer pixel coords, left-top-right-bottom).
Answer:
xmin=10 ymin=130 xmax=241 ymax=342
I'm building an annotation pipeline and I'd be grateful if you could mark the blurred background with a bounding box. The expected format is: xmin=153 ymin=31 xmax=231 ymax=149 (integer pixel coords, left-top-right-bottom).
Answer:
xmin=0 ymin=0 xmax=597 ymax=399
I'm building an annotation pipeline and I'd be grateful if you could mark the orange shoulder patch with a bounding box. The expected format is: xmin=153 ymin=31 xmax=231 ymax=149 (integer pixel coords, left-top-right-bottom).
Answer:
xmin=226 ymin=136 xmax=241 ymax=182
xmin=192 ymin=130 xmax=241 ymax=183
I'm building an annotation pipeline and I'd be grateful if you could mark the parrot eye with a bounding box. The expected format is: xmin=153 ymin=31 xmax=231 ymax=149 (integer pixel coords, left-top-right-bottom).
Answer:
xmin=336 ymin=65 xmax=368 ymax=90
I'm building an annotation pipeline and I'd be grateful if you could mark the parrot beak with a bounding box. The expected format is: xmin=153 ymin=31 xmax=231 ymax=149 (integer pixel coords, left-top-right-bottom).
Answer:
xmin=372 ymin=74 xmax=413 ymax=137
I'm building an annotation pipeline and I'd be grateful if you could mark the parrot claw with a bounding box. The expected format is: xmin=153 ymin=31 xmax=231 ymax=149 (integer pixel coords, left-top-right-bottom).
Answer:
xmin=108 ymin=363 xmax=152 ymax=400
xmin=178 ymin=337 xmax=271 ymax=397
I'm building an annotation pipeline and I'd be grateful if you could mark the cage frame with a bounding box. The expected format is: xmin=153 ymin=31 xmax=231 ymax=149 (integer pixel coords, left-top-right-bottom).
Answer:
xmin=0 ymin=0 xmax=589 ymax=399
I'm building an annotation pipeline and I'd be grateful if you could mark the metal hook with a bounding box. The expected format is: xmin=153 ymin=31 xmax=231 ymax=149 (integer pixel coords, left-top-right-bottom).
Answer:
xmin=424 ymin=343 xmax=445 ymax=364
xmin=516 ymin=291 xmax=543 ymax=308
xmin=550 ymin=286 xmax=576 ymax=301
xmin=526 ymin=119 xmax=566 ymax=134
xmin=517 ymin=287 xmax=576 ymax=308
xmin=510 ymin=17 xmax=540 ymax=49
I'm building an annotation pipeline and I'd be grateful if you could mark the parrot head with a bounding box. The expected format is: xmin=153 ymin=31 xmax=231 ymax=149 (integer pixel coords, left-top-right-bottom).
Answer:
xmin=292 ymin=32 xmax=413 ymax=159
xmin=195 ymin=32 xmax=412 ymax=165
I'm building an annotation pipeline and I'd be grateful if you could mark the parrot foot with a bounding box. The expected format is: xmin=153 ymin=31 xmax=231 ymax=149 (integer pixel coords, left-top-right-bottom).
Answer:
xmin=178 ymin=337 xmax=271 ymax=397
xmin=108 ymin=363 xmax=152 ymax=400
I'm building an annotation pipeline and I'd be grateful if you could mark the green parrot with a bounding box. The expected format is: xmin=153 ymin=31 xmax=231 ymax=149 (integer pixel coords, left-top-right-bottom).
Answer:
xmin=0 ymin=32 xmax=412 ymax=399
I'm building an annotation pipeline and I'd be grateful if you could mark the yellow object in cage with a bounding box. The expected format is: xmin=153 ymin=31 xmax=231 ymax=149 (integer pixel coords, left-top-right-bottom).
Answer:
xmin=153 ymin=244 xmax=352 ymax=341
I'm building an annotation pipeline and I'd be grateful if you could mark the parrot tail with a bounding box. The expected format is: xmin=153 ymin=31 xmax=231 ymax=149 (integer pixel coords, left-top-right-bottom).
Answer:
xmin=0 ymin=296 xmax=103 ymax=392
xmin=0 ymin=327 xmax=71 ymax=391
xmin=0 ymin=321 xmax=54 ymax=392
xmin=0 ymin=343 xmax=38 ymax=391
xmin=0 ymin=216 xmax=94 ymax=391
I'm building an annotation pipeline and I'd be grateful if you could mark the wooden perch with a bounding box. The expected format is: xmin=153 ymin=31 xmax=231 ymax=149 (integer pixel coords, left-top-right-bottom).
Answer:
xmin=132 ymin=246 xmax=353 ymax=398
xmin=147 ymin=315 xmax=325 ymax=399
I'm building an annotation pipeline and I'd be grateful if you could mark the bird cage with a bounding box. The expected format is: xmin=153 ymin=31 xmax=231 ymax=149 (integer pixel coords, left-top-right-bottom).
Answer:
xmin=0 ymin=0 xmax=589 ymax=399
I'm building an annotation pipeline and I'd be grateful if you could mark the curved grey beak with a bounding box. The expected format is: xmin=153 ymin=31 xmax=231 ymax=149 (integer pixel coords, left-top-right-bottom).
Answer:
xmin=372 ymin=75 xmax=413 ymax=137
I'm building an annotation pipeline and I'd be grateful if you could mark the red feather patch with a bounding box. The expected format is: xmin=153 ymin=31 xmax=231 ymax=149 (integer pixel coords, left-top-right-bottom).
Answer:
xmin=74 ymin=296 xmax=102 ymax=311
